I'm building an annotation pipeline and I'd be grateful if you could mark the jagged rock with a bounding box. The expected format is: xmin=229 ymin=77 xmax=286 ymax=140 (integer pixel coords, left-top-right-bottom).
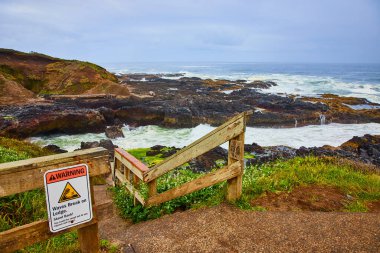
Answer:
xmin=146 ymin=149 xmax=161 ymax=156
xmin=246 ymin=80 xmax=277 ymax=89
xmin=245 ymin=135 xmax=380 ymax=168
xmin=189 ymin=147 xmax=228 ymax=173
xmin=80 ymin=139 xmax=116 ymax=160
xmin=0 ymin=104 xmax=107 ymax=138
xmin=43 ymin=144 xmax=68 ymax=154
xmin=151 ymin=145 xmax=165 ymax=150
xmin=245 ymin=142 xmax=265 ymax=153
xmin=105 ymin=125 xmax=124 ymax=139
xmin=1 ymin=70 xmax=380 ymax=138
xmin=161 ymin=147 xmax=180 ymax=158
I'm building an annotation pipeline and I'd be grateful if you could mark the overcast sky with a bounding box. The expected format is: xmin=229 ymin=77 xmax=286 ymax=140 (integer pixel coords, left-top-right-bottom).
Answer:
xmin=0 ymin=0 xmax=379 ymax=64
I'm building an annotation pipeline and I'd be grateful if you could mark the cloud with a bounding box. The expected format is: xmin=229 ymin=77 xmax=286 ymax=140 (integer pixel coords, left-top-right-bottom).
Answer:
xmin=0 ymin=0 xmax=379 ymax=63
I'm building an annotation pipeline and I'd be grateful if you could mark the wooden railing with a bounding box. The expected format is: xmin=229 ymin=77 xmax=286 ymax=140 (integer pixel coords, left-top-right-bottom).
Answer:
xmin=0 ymin=147 xmax=111 ymax=253
xmin=113 ymin=111 xmax=252 ymax=206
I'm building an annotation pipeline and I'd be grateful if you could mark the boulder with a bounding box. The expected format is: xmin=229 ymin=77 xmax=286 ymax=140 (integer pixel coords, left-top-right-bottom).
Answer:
xmin=43 ymin=144 xmax=68 ymax=154
xmin=189 ymin=147 xmax=228 ymax=173
xmin=105 ymin=125 xmax=124 ymax=139
xmin=80 ymin=139 xmax=116 ymax=160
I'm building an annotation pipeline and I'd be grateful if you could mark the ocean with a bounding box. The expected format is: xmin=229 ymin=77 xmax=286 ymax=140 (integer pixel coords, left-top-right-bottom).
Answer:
xmin=105 ymin=62 xmax=380 ymax=103
xmin=31 ymin=62 xmax=380 ymax=150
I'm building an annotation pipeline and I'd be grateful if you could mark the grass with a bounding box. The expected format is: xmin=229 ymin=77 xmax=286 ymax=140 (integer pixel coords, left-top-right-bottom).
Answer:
xmin=0 ymin=137 xmax=120 ymax=252
xmin=127 ymin=148 xmax=166 ymax=167
xmin=113 ymin=155 xmax=380 ymax=222
xmin=113 ymin=166 xmax=226 ymax=223
xmin=2 ymin=138 xmax=380 ymax=250
xmin=240 ymin=156 xmax=380 ymax=210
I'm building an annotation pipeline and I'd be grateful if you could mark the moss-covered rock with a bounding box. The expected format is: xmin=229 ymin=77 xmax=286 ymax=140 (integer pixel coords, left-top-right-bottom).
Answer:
xmin=0 ymin=48 xmax=129 ymax=102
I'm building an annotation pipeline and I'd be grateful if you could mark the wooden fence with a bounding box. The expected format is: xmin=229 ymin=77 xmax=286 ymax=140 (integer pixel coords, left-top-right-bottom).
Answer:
xmin=113 ymin=111 xmax=252 ymax=206
xmin=0 ymin=147 xmax=111 ymax=253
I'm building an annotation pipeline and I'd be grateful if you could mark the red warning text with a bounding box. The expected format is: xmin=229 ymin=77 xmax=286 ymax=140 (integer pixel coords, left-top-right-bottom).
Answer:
xmin=46 ymin=165 xmax=87 ymax=184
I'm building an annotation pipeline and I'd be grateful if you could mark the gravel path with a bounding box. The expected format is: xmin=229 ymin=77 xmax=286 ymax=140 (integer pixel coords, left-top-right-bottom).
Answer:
xmin=98 ymin=202 xmax=380 ymax=253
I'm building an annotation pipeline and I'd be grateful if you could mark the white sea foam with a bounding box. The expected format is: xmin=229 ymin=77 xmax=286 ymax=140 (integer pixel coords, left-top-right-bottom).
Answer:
xmin=156 ymin=71 xmax=380 ymax=103
xmin=30 ymin=123 xmax=380 ymax=152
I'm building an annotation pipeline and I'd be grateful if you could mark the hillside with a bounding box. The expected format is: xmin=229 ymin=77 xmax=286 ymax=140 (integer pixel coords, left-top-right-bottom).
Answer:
xmin=0 ymin=49 xmax=129 ymax=104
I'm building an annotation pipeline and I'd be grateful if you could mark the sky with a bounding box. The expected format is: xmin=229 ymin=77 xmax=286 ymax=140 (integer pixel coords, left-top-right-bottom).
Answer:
xmin=0 ymin=0 xmax=379 ymax=64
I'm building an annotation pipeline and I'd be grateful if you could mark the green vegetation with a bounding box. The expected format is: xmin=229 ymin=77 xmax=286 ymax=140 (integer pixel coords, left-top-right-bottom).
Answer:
xmin=0 ymin=64 xmax=47 ymax=93
xmin=0 ymin=137 xmax=119 ymax=252
xmin=2 ymin=138 xmax=380 ymax=251
xmin=0 ymin=137 xmax=52 ymax=160
xmin=239 ymin=156 xmax=380 ymax=210
xmin=0 ymin=137 xmax=51 ymax=232
xmin=128 ymin=148 xmax=165 ymax=167
xmin=0 ymin=64 xmax=25 ymax=83
xmin=113 ymin=156 xmax=380 ymax=222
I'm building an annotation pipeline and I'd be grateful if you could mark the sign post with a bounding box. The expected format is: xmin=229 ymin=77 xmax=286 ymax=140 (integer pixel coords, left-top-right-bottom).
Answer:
xmin=44 ymin=164 xmax=93 ymax=233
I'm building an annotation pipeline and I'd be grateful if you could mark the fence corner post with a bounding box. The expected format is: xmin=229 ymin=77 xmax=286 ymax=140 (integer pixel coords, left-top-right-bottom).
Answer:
xmin=226 ymin=125 xmax=245 ymax=201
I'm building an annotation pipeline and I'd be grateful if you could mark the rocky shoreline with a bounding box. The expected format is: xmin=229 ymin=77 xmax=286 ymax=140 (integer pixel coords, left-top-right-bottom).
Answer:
xmin=1 ymin=73 xmax=380 ymax=138
xmin=50 ymin=133 xmax=379 ymax=171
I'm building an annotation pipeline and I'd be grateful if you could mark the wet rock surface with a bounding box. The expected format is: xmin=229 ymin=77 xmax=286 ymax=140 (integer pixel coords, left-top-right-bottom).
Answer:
xmin=42 ymin=144 xmax=68 ymax=154
xmin=80 ymin=139 xmax=117 ymax=160
xmin=144 ymin=145 xmax=227 ymax=173
xmin=0 ymin=73 xmax=379 ymax=138
xmin=105 ymin=125 xmax=124 ymax=139
xmin=189 ymin=147 xmax=228 ymax=173
xmin=244 ymin=134 xmax=380 ymax=168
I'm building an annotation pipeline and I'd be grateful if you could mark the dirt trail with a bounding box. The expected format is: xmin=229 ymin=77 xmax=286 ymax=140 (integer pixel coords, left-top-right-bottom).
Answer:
xmin=95 ymin=186 xmax=380 ymax=253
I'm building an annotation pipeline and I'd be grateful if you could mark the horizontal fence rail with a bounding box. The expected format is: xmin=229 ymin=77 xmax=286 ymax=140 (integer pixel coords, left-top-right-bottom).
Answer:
xmin=0 ymin=147 xmax=111 ymax=253
xmin=113 ymin=111 xmax=252 ymax=206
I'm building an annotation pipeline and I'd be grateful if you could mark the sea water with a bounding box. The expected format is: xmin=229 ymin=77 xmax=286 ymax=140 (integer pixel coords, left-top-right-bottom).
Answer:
xmin=31 ymin=62 xmax=380 ymax=150
xmin=105 ymin=62 xmax=380 ymax=103
xmin=30 ymin=123 xmax=380 ymax=152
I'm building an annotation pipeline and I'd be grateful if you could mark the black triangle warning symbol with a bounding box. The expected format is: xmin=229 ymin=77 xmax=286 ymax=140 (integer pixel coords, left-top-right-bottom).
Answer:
xmin=49 ymin=174 xmax=56 ymax=181
xmin=59 ymin=182 xmax=81 ymax=203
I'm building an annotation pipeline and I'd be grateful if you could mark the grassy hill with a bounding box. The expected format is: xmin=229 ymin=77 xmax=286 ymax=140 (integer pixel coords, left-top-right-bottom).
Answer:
xmin=0 ymin=49 xmax=129 ymax=104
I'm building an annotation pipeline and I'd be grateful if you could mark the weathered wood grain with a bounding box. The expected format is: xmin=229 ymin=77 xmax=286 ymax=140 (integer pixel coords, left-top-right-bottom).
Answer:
xmin=144 ymin=113 xmax=245 ymax=182
xmin=115 ymin=169 xmax=145 ymax=205
xmin=0 ymin=148 xmax=110 ymax=197
xmin=146 ymin=161 xmax=241 ymax=206
xmin=226 ymin=133 xmax=245 ymax=201
xmin=114 ymin=148 xmax=149 ymax=180
xmin=0 ymin=201 xmax=112 ymax=253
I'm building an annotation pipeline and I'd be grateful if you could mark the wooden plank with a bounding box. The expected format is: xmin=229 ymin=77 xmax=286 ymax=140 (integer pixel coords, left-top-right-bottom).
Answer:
xmin=144 ymin=113 xmax=246 ymax=182
xmin=146 ymin=161 xmax=241 ymax=206
xmin=226 ymin=133 xmax=245 ymax=201
xmin=0 ymin=201 xmax=113 ymax=253
xmin=115 ymin=148 xmax=149 ymax=173
xmin=0 ymin=154 xmax=110 ymax=197
xmin=115 ymin=170 xmax=145 ymax=205
xmin=0 ymin=147 xmax=107 ymax=174
xmin=114 ymin=150 xmax=146 ymax=180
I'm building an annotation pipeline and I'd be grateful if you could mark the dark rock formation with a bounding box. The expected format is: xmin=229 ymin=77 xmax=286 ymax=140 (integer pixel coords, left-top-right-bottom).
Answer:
xmin=189 ymin=147 xmax=228 ymax=173
xmin=244 ymin=135 xmax=380 ymax=168
xmin=80 ymin=139 xmax=116 ymax=160
xmin=43 ymin=144 xmax=68 ymax=154
xmin=105 ymin=125 xmax=124 ymax=139
xmin=1 ymin=72 xmax=379 ymax=138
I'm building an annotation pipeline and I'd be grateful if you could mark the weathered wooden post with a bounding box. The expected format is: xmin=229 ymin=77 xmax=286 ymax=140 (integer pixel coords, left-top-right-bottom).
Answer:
xmin=226 ymin=111 xmax=251 ymax=201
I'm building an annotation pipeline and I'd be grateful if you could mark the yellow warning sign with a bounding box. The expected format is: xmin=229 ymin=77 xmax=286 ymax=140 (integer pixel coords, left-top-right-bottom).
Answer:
xmin=58 ymin=182 xmax=81 ymax=203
